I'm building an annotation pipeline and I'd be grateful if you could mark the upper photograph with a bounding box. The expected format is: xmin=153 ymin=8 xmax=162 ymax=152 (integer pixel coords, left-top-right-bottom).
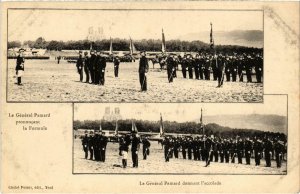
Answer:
xmin=7 ymin=9 xmax=263 ymax=103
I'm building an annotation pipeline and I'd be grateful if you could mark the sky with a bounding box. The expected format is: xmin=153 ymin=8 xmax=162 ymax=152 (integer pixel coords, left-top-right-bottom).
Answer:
xmin=74 ymin=95 xmax=287 ymax=122
xmin=8 ymin=9 xmax=263 ymax=42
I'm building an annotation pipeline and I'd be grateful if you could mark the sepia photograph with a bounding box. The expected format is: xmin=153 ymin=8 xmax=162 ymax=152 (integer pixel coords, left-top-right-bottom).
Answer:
xmin=73 ymin=95 xmax=287 ymax=174
xmin=7 ymin=9 xmax=263 ymax=102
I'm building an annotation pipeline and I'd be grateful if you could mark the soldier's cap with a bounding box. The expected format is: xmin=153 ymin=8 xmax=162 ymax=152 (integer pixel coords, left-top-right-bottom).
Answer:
xmin=84 ymin=51 xmax=88 ymax=55
xmin=84 ymin=130 xmax=88 ymax=134
xmin=19 ymin=48 xmax=25 ymax=52
xmin=89 ymin=131 xmax=94 ymax=134
xmin=79 ymin=50 xmax=82 ymax=54
xmin=90 ymin=50 xmax=95 ymax=53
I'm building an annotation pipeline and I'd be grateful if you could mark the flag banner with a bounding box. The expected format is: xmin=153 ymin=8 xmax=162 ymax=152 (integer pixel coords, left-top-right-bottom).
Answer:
xmin=210 ymin=23 xmax=214 ymax=49
xmin=162 ymin=29 xmax=166 ymax=53
xmin=160 ymin=113 xmax=164 ymax=137
xmin=109 ymin=37 xmax=113 ymax=55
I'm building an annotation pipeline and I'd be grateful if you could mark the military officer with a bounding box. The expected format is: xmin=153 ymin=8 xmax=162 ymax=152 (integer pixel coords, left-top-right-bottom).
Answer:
xmin=166 ymin=54 xmax=174 ymax=83
xmin=253 ymin=137 xmax=263 ymax=166
xmin=99 ymin=131 xmax=108 ymax=162
xmin=15 ymin=48 xmax=25 ymax=85
xmin=81 ymin=131 xmax=89 ymax=159
xmin=181 ymin=55 xmax=187 ymax=79
xmin=244 ymin=137 xmax=253 ymax=165
xmin=142 ymin=137 xmax=151 ymax=160
xmin=274 ymin=138 xmax=285 ymax=168
xmin=245 ymin=55 xmax=253 ymax=83
xmin=264 ymin=137 xmax=273 ymax=167
xmin=187 ymin=55 xmax=194 ymax=79
xmin=131 ymin=131 xmax=140 ymax=167
xmin=194 ymin=54 xmax=201 ymax=80
xmin=99 ymin=52 xmax=107 ymax=85
xmin=88 ymin=131 xmax=94 ymax=160
xmin=83 ymin=51 xmax=90 ymax=83
xmin=236 ymin=138 xmax=244 ymax=164
xmin=76 ymin=51 xmax=84 ymax=82
xmin=255 ymin=54 xmax=263 ymax=83
xmin=114 ymin=56 xmax=120 ymax=78
xmin=89 ymin=50 xmax=97 ymax=84
xmin=138 ymin=51 xmax=149 ymax=91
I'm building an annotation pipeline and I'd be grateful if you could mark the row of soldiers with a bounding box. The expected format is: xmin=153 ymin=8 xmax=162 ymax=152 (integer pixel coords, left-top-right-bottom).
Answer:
xmin=76 ymin=50 xmax=121 ymax=85
xmin=162 ymin=135 xmax=286 ymax=168
xmin=159 ymin=52 xmax=263 ymax=85
xmin=81 ymin=130 xmax=151 ymax=168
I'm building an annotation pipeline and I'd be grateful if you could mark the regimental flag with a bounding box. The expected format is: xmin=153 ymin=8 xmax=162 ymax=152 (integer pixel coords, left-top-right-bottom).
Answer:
xmin=162 ymin=29 xmax=166 ymax=53
xmin=160 ymin=113 xmax=165 ymax=137
xmin=200 ymin=108 xmax=204 ymax=134
xmin=109 ymin=37 xmax=113 ymax=55
xmin=129 ymin=37 xmax=137 ymax=56
xmin=210 ymin=23 xmax=214 ymax=49
xmin=132 ymin=120 xmax=138 ymax=133
xmin=99 ymin=121 xmax=102 ymax=132
xmin=90 ymin=42 xmax=93 ymax=51
xmin=115 ymin=120 xmax=118 ymax=136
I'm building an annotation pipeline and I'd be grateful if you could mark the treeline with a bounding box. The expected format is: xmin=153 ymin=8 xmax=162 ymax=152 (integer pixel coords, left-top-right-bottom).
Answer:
xmin=8 ymin=37 xmax=262 ymax=53
xmin=73 ymin=119 xmax=286 ymax=140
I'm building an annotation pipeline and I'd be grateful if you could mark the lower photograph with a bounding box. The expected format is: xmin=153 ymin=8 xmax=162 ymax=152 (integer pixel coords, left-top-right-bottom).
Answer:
xmin=73 ymin=95 xmax=287 ymax=175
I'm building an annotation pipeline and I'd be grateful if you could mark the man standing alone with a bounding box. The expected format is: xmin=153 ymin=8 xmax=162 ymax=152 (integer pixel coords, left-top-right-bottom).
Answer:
xmin=138 ymin=51 xmax=149 ymax=91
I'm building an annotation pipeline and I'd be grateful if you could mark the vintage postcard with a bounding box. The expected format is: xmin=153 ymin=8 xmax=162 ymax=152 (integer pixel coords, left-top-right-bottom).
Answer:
xmin=0 ymin=1 xmax=299 ymax=193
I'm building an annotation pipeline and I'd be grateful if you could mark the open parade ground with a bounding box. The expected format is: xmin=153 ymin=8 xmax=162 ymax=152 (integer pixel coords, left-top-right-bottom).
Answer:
xmin=7 ymin=59 xmax=263 ymax=102
xmin=73 ymin=139 xmax=286 ymax=174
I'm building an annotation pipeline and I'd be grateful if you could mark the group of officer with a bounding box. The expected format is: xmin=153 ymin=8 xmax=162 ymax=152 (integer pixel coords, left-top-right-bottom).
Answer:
xmin=158 ymin=52 xmax=263 ymax=87
xmin=76 ymin=50 xmax=122 ymax=85
xmin=161 ymin=134 xmax=286 ymax=168
xmin=81 ymin=130 xmax=151 ymax=168
xmin=81 ymin=130 xmax=108 ymax=162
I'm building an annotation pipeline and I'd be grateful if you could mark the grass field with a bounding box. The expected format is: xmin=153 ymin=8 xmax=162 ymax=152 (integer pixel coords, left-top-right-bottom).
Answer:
xmin=73 ymin=139 xmax=286 ymax=174
xmin=7 ymin=59 xmax=263 ymax=102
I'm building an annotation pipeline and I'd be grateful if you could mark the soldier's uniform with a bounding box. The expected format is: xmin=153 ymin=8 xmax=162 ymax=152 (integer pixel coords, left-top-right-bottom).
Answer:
xmin=231 ymin=56 xmax=238 ymax=82
xmin=244 ymin=138 xmax=253 ymax=165
xmin=204 ymin=136 xmax=213 ymax=167
xmin=181 ymin=138 xmax=187 ymax=159
xmin=88 ymin=132 xmax=94 ymax=160
xmin=89 ymin=51 xmax=97 ymax=84
xmin=264 ymin=138 xmax=273 ymax=167
xmin=181 ymin=57 xmax=187 ymax=79
xmin=193 ymin=138 xmax=199 ymax=160
xmin=119 ymin=137 xmax=129 ymax=168
xmin=274 ymin=139 xmax=284 ymax=168
xmin=76 ymin=51 xmax=84 ymax=82
xmin=245 ymin=56 xmax=253 ymax=83
xmin=81 ymin=133 xmax=89 ymax=159
xmin=94 ymin=51 xmax=101 ymax=84
xmin=225 ymin=56 xmax=231 ymax=82
xmin=114 ymin=57 xmax=120 ymax=78
xmin=164 ymin=137 xmax=171 ymax=162
xmin=253 ymin=138 xmax=263 ymax=166
xmin=142 ymin=137 xmax=151 ymax=160
xmin=131 ymin=132 xmax=140 ymax=167
xmin=216 ymin=55 xmax=225 ymax=87
xmin=219 ymin=140 xmax=225 ymax=163
xmin=187 ymin=139 xmax=193 ymax=160
xmin=224 ymin=139 xmax=230 ymax=163
xmin=213 ymin=140 xmax=219 ymax=162
xmin=255 ymin=55 xmax=263 ymax=83
xmin=15 ymin=49 xmax=25 ymax=85
xmin=139 ymin=52 xmax=149 ymax=91
xmin=199 ymin=55 xmax=205 ymax=80
xmin=99 ymin=53 xmax=106 ymax=85
xmin=238 ymin=56 xmax=246 ymax=82
xmin=211 ymin=55 xmax=218 ymax=81
xmin=172 ymin=56 xmax=178 ymax=78
xmin=237 ymin=139 xmax=244 ymax=164
xmin=99 ymin=133 xmax=108 ymax=162
xmin=194 ymin=55 xmax=201 ymax=80
xmin=166 ymin=55 xmax=174 ymax=83
xmin=230 ymin=140 xmax=237 ymax=163
xmin=204 ymin=56 xmax=211 ymax=80
xmin=173 ymin=138 xmax=180 ymax=159
xmin=93 ymin=131 xmax=100 ymax=161
xmin=187 ymin=56 xmax=194 ymax=79
xmin=83 ymin=52 xmax=90 ymax=83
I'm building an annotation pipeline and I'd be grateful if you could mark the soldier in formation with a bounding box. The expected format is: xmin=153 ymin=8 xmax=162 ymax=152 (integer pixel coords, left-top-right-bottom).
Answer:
xmin=15 ymin=48 xmax=25 ymax=86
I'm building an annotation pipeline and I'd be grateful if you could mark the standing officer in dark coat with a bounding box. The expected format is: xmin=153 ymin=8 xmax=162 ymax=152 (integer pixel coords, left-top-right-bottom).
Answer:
xmin=76 ymin=51 xmax=84 ymax=82
xmin=253 ymin=137 xmax=263 ymax=166
xmin=142 ymin=137 xmax=151 ymax=160
xmin=244 ymin=137 xmax=253 ymax=165
xmin=113 ymin=56 xmax=120 ymax=78
xmin=204 ymin=55 xmax=211 ymax=80
xmin=225 ymin=56 xmax=231 ymax=82
xmin=199 ymin=54 xmax=205 ymax=80
xmin=216 ymin=54 xmax=225 ymax=87
xmin=94 ymin=51 xmax=101 ymax=84
xmin=15 ymin=49 xmax=25 ymax=85
xmin=231 ymin=55 xmax=238 ymax=82
xmin=187 ymin=55 xmax=194 ymax=79
xmin=187 ymin=138 xmax=193 ymax=160
xmin=181 ymin=138 xmax=187 ymax=159
xmin=93 ymin=130 xmax=100 ymax=161
xmin=83 ymin=51 xmax=90 ymax=83
xmin=245 ymin=55 xmax=253 ymax=83
xmin=236 ymin=138 xmax=244 ymax=164
xmin=194 ymin=54 xmax=201 ymax=80
xmin=264 ymin=137 xmax=273 ymax=167
xmin=204 ymin=135 xmax=213 ymax=167
xmin=163 ymin=137 xmax=171 ymax=162
xmin=238 ymin=56 xmax=246 ymax=82
xmin=88 ymin=131 xmax=94 ymax=160
xmin=230 ymin=139 xmax=237 ymax=163
xmin=172 ymin=55 xmax=178 ymax=78
xmin=181 ymin=55 xmax=187 ymax=79
xmin=99 ymin=132 xmax=108 ymax=162
xmin=224 ymin=139 xmax=230 ymax=163
xmin=131 ymin=131 xmax=140 ymax=167
xmin=89 ymin=50 xmax=97 ymax=84
xmin=255 ymin=54 xmax=263 ymax=83
xmin=274 ymin=138 xmax=284 ymax=168
xmin=99 ymin=52 xmax=107 ymax=85
xmin=166 ymin=55 xmax=174 ymax=83
xmin=138 ymin=51 xmax=149 ymax=91
xmin=81 ymin=131 xmax=89 ymax=159
xmin=211 ymin=54 xmax=218 ymax=81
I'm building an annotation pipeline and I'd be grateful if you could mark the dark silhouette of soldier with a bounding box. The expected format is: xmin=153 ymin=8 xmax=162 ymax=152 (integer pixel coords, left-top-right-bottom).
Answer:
xmin=15 ymin=49 xmax=25 ymax=85
xmin=99 ymin=132 xmax=108 ymax=162
xmin=99 ymin=53 xmax=106 ymax=85
xmin=76 ymin=51 xmax=84 ymax=82
xmin=274 ymin=139 xmax=284 ymax=168
xmin=231 ymin=56 xmax=238 ymax=82
xmin=255 ymin=54 xmax=263 ymax=83
xmin=246 ymin=55 xmax=253 ymax=83
xmin=187 ymin=55 xmax=194 ymax=79
xmin=224 ymin=139 xmax=230 ymax=163
xmin=225 ymin=56 xmax=231 ymax=82
xmin=114 ymin=56 xmax=120 ymax=77
xmin=163 ymin=137 xmax=171 ymax=162
xmin=142 ymin=137 xmax=151 ymax=160
xmin=83 ymin=52 xmax=90 ymax=83
xmin=131 ymin=131 xmax=140 ymax=167
xmin=237 ymin=138 xmax=244 ymax=164
xmin=194 ymin=54 xmax=200 ymax=80
xmin=81 ymin=131 xmax=89 ymax=159
xmin=264 ymin=137 xmax=273 ymax=167
xmin=93 ymin=130 xmax=100 ymax=161
xmin=254 ymin=137 xmax=263 ymax=166
xmin=204 ymin=56 xmax=211 ymax=80
xmin=181 ymin=138 xmax=187 ymax=159
xmin=166 ymin=55 xmax=174 ymax=83
xmin=57 ymin=55 xmax=61 ymax=64
xmin=94 ymin=51 xmax=101 ymax=84
xmin=216 ymin=54 xmax=225 ymax=87
xmin=138 ymin=51 xmax=149 ymax=91
xmin=199 ymin=54 xmax=205 ymax=80
xmin=89 ymin=50 xmax=97 ymax=84
xmin=245 ymin=138 xmax=253 ymax=165
xmin=88 ymin=131 xmax=94 ymax=160
xmin=181 ymin=56 xmax=187 ymax=79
